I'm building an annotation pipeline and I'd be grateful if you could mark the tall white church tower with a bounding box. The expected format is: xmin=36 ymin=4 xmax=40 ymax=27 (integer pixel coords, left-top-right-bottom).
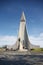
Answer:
xmin=7 ymin=12 xmax=31 ymax=53
xmin=7 ymin=12 xmax=40 ymax=53
xmin=17 ymin=12 xmax=30 ymax=51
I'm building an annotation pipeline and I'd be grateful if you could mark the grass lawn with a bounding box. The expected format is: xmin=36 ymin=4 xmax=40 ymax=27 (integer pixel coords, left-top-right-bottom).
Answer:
xmin=31 ymin=48 xmax=43 ymax=52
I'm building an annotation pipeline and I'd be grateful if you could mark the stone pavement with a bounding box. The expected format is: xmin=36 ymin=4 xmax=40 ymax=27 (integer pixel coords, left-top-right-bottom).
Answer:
xmin=0 ymin=54 xmax=43 ymax=65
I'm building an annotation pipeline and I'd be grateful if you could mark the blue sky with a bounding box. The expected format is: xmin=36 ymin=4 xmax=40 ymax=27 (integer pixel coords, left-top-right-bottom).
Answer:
xmin=0 ymin=0 xmax=43 ymax=47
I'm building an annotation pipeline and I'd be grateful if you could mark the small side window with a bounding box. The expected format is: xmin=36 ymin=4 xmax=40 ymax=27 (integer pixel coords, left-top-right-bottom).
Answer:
xmin=18 ymin=38 xmax=20 ymax=42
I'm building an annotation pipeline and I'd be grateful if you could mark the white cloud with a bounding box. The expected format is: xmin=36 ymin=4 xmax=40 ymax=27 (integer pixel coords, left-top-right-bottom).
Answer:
xmin=0 ymin=36 xmax=17 ymax=47
xmin=0 ymin=33 xmax=43 ymax=48
xmin=29 ymin=33 xmax=43 ymax=47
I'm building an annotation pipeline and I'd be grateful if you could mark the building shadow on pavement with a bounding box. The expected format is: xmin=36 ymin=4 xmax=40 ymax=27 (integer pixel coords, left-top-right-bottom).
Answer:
xmin=0 ymin=55 xmax=43 ymax=65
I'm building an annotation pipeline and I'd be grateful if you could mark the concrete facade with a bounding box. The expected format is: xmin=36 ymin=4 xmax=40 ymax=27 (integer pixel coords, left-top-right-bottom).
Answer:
xmin=6 ymin=12 xmax=40 ymax=51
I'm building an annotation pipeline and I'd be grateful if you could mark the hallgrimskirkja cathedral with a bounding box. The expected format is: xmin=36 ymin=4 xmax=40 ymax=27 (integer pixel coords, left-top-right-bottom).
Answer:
xmin=7 ymin=12 xmax=40 ymax=54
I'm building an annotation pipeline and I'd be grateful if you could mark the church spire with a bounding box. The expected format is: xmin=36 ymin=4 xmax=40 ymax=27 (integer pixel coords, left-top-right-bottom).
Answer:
xmin=21 ymin=11 xmax=26 ymax=22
